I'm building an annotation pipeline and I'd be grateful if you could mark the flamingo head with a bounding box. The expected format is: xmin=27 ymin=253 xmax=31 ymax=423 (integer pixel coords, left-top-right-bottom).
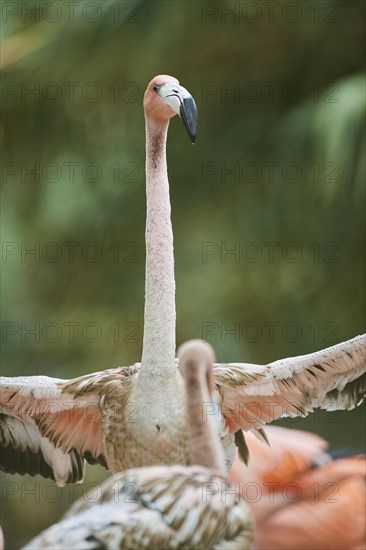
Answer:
xmin=144 ymin=75 xmax=198 ymax=143
xmin=178 ymin=339 xmax=216 ymax=395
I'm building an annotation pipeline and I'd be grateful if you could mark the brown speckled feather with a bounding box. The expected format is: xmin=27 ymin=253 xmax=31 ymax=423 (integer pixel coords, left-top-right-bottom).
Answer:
xmin=23 ymin=465 xmax=253 ymax=550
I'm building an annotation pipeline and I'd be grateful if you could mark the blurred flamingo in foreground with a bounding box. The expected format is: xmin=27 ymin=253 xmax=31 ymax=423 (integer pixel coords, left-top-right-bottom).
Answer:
xmin=230 ymin=426 xmax=366 ymax=550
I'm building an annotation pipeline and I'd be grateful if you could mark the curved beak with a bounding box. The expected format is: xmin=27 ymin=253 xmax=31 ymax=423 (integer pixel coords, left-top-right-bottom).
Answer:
xmin=157 ymin=83 xmax=198 ymax=144
xmin=180 ymin=95 xmax=198 ymax=144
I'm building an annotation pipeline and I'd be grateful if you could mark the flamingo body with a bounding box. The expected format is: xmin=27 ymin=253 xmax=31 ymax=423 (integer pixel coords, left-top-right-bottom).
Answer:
xmin=230 ymin=426 xmax=366 ymax=549
xmin=22 ymin=341 xmax=254 ymax=550
xmin=0 ymin=74 xmax=365 ymax=485
xmin=0 ymin=334 xmax=365 ymax=484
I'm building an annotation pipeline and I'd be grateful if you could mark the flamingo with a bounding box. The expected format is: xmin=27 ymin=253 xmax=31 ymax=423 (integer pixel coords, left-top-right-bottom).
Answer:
xmin=229 ymin=426 xmax=366 ymax=549
xmin=22 ymin=341 xmax=253 ymax=550
xmin=0 ymin=74 xmax=365 ymax=485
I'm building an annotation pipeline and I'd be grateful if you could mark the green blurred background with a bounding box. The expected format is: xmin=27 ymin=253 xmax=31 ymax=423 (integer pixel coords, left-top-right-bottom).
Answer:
xmin=1 ymin=0 xmax=365 ymax=547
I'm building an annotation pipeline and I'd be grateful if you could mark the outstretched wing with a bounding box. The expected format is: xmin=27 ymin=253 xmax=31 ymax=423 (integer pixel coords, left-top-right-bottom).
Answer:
xmin=0 ymin=366 xmax=138 ymax=485
xmin=214 ymin=334 xmax=366 ymax=432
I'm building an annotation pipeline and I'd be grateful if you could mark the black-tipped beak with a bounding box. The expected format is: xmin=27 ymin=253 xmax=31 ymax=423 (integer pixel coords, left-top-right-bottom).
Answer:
xmin=180 ymin=96 xmax=198 ymax=144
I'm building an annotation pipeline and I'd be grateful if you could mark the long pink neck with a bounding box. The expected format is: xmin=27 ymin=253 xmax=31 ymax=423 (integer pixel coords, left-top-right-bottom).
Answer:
xmin=139 ymin=117 xmax=176 ymax=380
xmin=185 ymin=367 xmax=227 ymax=475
